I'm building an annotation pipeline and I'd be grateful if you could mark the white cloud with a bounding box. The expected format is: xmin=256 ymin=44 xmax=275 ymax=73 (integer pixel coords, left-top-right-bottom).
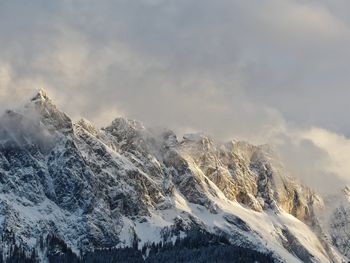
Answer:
xmin=301 ymin=128 xmax=350 ymax=182
xmin=1 ymin=0 xmax=350 ymax=194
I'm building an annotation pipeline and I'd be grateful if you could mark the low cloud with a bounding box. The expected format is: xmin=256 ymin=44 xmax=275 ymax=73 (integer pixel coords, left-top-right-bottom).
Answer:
xmin=0 ymin=108 xmax=56 ymax=154
xmin=1 ymin=0 xmax=350 ymax=194
xmin=271 ymin=127 xmax=349 ymax=194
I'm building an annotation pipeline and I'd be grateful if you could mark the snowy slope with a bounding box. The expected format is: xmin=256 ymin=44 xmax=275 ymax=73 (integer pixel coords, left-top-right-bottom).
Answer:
xmin=0 ymin=89 xmax=347 ymax=262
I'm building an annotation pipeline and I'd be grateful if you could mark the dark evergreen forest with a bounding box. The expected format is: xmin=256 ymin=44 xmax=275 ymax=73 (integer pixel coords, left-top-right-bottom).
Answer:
xmin=0 ymin=230 xmax=277 ymax=263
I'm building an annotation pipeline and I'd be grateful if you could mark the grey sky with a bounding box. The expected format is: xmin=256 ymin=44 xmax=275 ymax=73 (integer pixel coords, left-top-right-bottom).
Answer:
xmin=1 ymin=0 xmax=350 ymax=192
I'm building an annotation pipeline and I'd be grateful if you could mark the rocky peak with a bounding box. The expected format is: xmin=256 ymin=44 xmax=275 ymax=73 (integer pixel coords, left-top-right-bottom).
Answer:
xmin=30 ymin=88 xmax=52 ymax=103
xmin=104 ymin=117 xmax=144 ymax=138
xmin=102 ymin=117 xmax=147 ymax=152
xmin=0 ymin=90 xmax=63 ymax=150
xmin=181 ymin=133 xmax=215 ymax=152
xmin=343 ymin=186 xmax=350 ymax=199
xmin=114 ymin=117 xmax=144 ymax=129
xmin=75 ymin=118 xmax=98 ymax=136
xmin=27 ymin=88 xmax=58 ymax=111
xmin=23 ymin=89 xmax=73 ymax=134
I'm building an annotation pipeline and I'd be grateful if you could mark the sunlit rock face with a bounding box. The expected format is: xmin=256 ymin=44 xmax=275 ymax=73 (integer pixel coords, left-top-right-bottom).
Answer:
xmin=0 ymin=89 xmax=346 ymax=262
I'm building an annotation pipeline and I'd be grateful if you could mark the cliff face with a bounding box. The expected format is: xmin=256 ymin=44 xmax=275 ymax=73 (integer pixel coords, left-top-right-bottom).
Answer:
xmin=0 ymin=90 xmax=346 ymax=262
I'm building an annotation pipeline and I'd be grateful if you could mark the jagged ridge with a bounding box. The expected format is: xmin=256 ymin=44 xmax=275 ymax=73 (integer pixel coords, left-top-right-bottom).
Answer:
xmin=0 ymin=89 xmax=347 ymax=262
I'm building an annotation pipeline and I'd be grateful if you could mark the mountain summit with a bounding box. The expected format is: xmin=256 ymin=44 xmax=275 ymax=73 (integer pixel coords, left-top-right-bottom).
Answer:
xmin=30 ymin=88 xmax=51 ymax=102
xmin=0 ymin=91 xmax=348 ymax=262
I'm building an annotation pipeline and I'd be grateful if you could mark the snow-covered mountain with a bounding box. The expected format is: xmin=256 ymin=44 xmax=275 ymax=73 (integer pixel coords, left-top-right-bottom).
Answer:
xmin=0 ymin=89 xmax=348 ymax=262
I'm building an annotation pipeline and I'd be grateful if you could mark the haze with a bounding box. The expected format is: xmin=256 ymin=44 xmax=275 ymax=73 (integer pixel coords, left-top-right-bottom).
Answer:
xmin=1 ymin=0 xmax=350 ymax=194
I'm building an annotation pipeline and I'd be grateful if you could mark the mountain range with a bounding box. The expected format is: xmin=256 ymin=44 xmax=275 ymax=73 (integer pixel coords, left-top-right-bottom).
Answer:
xmin=0 ymin=89 xmax=349 ymax=263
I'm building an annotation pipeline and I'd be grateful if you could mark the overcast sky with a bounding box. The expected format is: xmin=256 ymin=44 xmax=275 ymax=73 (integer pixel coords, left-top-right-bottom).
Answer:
xmin=1 ymin=0 xmax=350 ymax=193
